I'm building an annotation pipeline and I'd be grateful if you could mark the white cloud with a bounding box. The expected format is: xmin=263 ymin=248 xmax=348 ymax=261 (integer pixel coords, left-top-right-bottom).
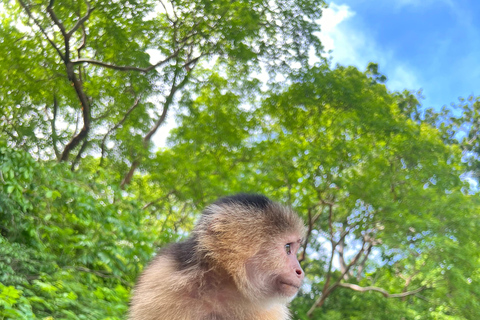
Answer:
xmin=318 ymin=2 xmax=420 ymax=92
xmin=317 ymin=3 xmax=355 ymax=53
xmin=388 ymin=65 xmax=420 ymax=92
xmin=318 ymin=3 xmax=374 ymax=67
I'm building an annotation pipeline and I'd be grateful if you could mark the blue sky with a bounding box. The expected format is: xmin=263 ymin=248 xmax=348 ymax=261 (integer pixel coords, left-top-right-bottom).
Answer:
xmin=319 ymin=0 xmax=480 ymax=111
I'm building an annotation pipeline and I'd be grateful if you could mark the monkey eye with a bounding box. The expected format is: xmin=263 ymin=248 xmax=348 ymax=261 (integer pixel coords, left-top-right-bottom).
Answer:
xmin=285 ymin=243 xmax=292 ymax=255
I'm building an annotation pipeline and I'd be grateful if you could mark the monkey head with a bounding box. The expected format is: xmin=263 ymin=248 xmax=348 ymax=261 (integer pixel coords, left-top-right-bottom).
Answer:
xmin=194 ymin=194 xmax=306 ymax=304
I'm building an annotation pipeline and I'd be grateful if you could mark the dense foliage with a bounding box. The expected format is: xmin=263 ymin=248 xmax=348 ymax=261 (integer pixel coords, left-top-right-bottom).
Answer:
xmin=1 ymin=0 xmax=479 ymax=319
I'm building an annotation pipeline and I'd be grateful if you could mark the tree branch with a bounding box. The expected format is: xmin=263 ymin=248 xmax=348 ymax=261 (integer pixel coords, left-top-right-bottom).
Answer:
xmin=66 ymin=1 xmax=93 ymax=39
xmin=37 ymin=0 xmax=91 ymax=161
xmin=306 ymin=203 xmax=336 ymax=317
xmin=77 ymin=24 xmax=87 ymax=57
xmin=16 ymin=0 xmax=65 ymax=61
xmin=46 ymin=1 xmax=67 ymax=38
xmin=120 ymin=65 xmax=193 ymax=189
xmin=356 ymin=242 xmax=373 ymax=281
xmin=50 ymin=94 xmax=60 ymax=160
xmin=307 ymin=237 xmax=367 ymax=317
xmin=183 ymin=53 xmax=205 ymax=71
xmin=337 ymin=235 xmax=348 ymax=276
xmin=120 ymin=159 xmax=140 ymax=189
xmin=142 ymin=190 xmax=175 ymax=210
xmin=71 ymin=138 xmax=88 ymax=171
xmin=71 ymin=48 xmax=182 ymax=73
xmin=338 ymin=283 xmax=428 ymax=298
xmin=100 ymin=97 xmax=141 ymax=167
xmin=159 ymin=0 xmax=175 ymax=23
xmin=143 ymin=82 xmax=177 ymax=144
xmin=299 ymin=207 xmax=317 ymax=263
xmin=59 ymin=62 xmax=91 ymax=161
xmin=337 ymin=240 xmax=367 ymax=284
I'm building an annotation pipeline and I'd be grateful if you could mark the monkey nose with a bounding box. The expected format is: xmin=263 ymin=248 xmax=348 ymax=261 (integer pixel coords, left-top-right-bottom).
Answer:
xmin=295 ymin=268 xmax=303 ymax=277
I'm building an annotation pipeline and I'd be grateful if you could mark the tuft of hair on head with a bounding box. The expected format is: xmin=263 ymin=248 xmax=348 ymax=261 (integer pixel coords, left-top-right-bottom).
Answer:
xmin=201 ymin=194 xmax=305 ymax=235
xmin=211 ymin=193 xmax=273 ymax=210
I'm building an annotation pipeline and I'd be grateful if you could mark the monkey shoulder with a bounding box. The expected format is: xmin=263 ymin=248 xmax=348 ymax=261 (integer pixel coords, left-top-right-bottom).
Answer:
xmin=139 ymin=239 xmax=204 ymax=292
xmin=129 ymin=251 xmax=208 ymax=320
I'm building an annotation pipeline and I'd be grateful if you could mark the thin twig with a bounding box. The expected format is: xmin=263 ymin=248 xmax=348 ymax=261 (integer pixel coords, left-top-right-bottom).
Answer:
xmin=100 ymin=97 xmax=141 ymax=166
xmin=66 ymin=1 xmax=93 ymax=39
xmin=338 ymin=283 xmax=428 ymax=298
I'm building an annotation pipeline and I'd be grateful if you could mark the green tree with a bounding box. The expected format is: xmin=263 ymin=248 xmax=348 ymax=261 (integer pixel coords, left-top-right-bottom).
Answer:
xmin=0 ymin=143 xmax=162 ymax=319
xmin=1 ymin=0 xmax=324 ymax=188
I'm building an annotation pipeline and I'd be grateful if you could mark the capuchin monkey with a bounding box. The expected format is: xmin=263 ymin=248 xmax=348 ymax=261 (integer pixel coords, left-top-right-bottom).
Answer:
xmin=129 ymin=194 xmax=306 ymax=320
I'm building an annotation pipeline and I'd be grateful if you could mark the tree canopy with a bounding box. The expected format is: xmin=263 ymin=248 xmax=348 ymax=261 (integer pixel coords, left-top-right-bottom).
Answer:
xmin=1 ymin=1 xmax=479 ymax=319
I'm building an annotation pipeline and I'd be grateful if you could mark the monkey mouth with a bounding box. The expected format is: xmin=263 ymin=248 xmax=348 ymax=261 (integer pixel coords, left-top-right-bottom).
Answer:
xmin=280 ymin=282 xmax=300 ymax=289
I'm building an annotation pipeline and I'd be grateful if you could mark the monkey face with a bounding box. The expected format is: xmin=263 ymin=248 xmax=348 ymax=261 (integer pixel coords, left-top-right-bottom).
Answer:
xmin=244 ymin=234 xmax=304 ymax=302
xmin=274 ymin=236 xmax=304 ymax=297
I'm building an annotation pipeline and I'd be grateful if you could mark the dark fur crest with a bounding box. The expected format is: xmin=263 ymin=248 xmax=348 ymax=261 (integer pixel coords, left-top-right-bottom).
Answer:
xmin=211 ymin=193 xmax=272 ymax=211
